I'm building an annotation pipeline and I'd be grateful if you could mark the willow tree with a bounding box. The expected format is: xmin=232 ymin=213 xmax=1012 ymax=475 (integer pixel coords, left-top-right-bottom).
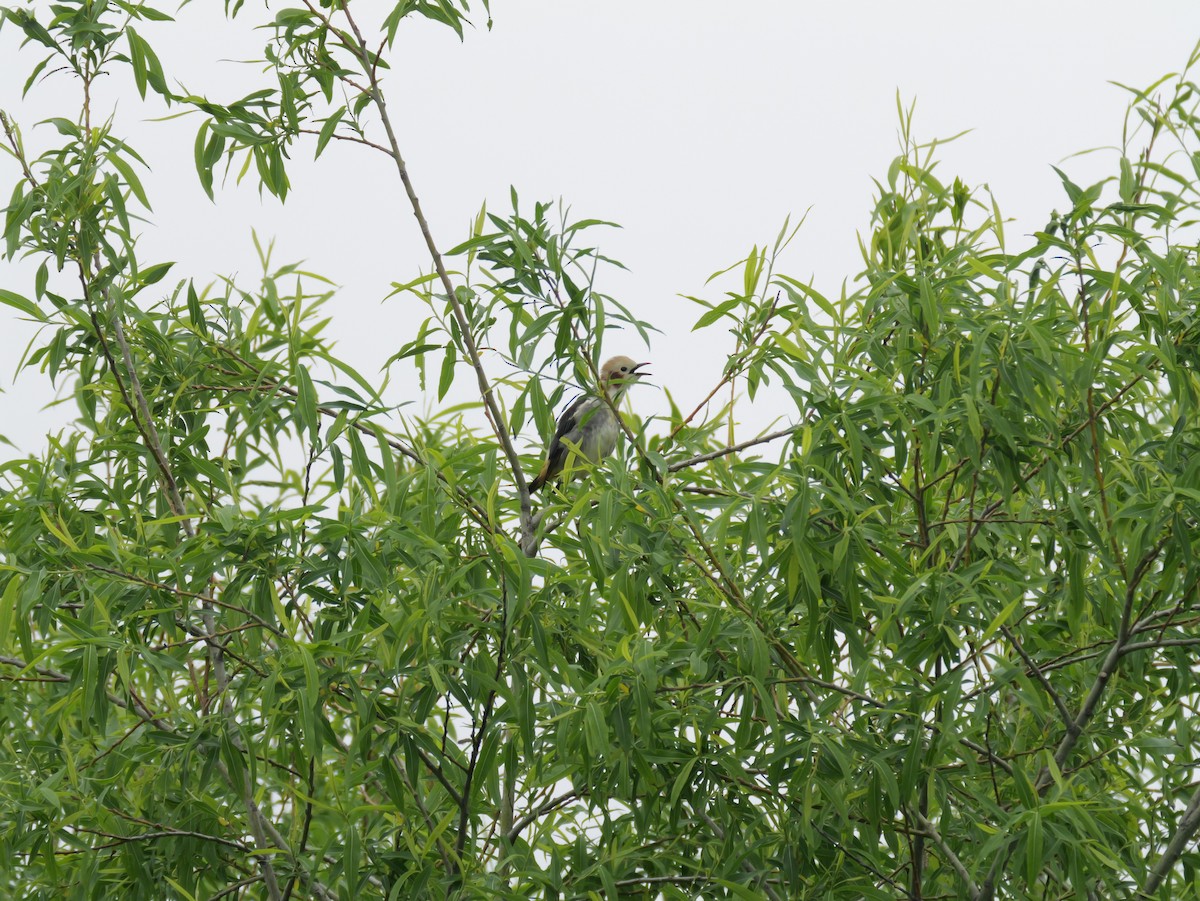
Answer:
xmin=2 ymin=3 xmax=1200 ymax=899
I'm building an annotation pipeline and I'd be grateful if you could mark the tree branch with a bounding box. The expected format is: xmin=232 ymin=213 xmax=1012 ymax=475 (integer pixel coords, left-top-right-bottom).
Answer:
xmin=1141 ymin=783 xmax=1200 ymax=896
xmin=1041 ymin=538 xmax=1165 ymax=790
xmin=62 ymin=827 xmax=249 ymax=854
xmin=1000 ymin=624 xmax=1076 ymax=737
xmin=505 ymin=791 xmax=580 ymax=844
xmin=330 ymin=0 xmax=535 ymax=550
xmin=78 ymin=203 xmax=288 ymax=901
xmin=911 ymin=810 xmax=980 ymax=900
xmin=667 ymin=426 xmax=797 ymax=473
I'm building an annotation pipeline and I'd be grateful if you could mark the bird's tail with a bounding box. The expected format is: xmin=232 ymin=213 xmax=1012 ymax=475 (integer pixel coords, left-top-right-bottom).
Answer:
xmin=529 ymin=466 xmax=548 ymax=493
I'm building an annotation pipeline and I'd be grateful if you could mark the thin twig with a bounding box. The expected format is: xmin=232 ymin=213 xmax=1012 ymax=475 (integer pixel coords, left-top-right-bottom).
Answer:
xmin=203 ymin=307 xmax=495 ymax=535
xmin=0 ymin=111 xmax=41 ymax=187
xmin=83 ymin=563 xmax=284 ymax=638
xmin=1041 ymin=537 xmax=1166 ymax=789
xmin=911 ymin=810 xmax=980 ymax=900
xmin=664 ymin=292 xmax=781 ymax=446
xmin=667 ymin=426 xmax=798 ymax=473
xmin=454 ymin=566 xmax=510 ymax=862
xmin=699 ymin=813 xmax=783 ymax=901
xmin=328 ymin=0 xmax=536 ymax=550
xmin=1141 ymin=783 xmax=1200 ymax=896
xmin=78 ymin=185 xmax=287 ymax=901
xmin=506 ymin=791 xmax=580 ymax=843
xmin=949 ymin=372 xmax=1146 ymax=572
xmin=61 ymin=827 xmax=249 ymax=854
xmin=1000 ymin=624 xmax=1076 ymax=736
xmin=296 ymin=126 xmax=390 ymax=154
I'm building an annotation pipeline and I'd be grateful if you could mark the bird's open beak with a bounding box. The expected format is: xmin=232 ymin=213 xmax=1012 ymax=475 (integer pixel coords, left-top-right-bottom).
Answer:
xmin=632 ymin=361 xmax=651 ymax=378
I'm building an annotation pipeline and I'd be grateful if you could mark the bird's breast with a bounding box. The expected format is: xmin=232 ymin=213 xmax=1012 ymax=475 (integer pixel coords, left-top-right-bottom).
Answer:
xmin=579 ymin=405 xmax=619 ymax=461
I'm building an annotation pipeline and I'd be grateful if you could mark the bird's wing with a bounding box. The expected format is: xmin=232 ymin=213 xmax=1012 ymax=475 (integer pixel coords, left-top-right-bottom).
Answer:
xmin=547 ymin=394 xmax=591 ymax=458
xmin=531 ymin=395 xmax=593 ymax=491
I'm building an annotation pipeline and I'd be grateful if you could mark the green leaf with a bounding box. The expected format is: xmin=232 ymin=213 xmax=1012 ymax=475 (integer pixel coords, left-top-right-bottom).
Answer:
xmin=194 ymin=121 xmax=215 ymax=200
xmin=691 ymin=297 xmax=743 ymax=331
xmin=315 ymin=107 xmax=345 ymax=159
xmin=106 ymin=147 xmax=152 ymax=211
xmin=1118 ymin=156 xmax=1136 ymax=203
xmin=21 ymin=55 xmax=51 ymax=98
xmin=0 ymin=289 xmax=44 ymax=321
xmin=295 ymin=364 xmax=319 ymax=443
xmin=981 ymin=595 xmax=1024 ymax=644
xmin=438 ymin=343 xmax=457 ymax=401
xmin=0 ymin=577 xmax=19 ymax=650
xmin=1051 ymin=165 xmax=1082 ymax=206
xmin=126 ymin=26 xmax=149 ymax=98
xmin=138 ymin=261 xmax=174 ymax=287
xmin=1025 ymin=812 xmax=1043 ymax=888
xmin=114 ymin=1 xmax=175 ymax=21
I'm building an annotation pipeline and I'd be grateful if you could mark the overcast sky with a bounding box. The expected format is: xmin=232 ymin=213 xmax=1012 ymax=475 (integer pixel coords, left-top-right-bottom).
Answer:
xmin=2 ymin=2 xmax=1198 ymax=457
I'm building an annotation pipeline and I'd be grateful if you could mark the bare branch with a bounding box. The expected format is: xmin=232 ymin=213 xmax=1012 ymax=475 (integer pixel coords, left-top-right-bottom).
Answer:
xmin=506 ymin=791 xmax=580 ymax=844
xmin=1142 ymin=783 xmax=1200 ymax=896
xmin=1000 ymin=624 xmax=1077 ymax=736
xmin=663 ymin=292 xmax=781 ymax=447
xmin=911 ymin=810 xmax=980 ymax=900
xmin=668 ymin=426 xmax=798 ymax=473
xmin=61 ymin=827 xmax=249 ymax=854
xmin=325 ymin=1 xmax=536 ymax=550
xmin=297 ymin=126 xmax=390 ymax=155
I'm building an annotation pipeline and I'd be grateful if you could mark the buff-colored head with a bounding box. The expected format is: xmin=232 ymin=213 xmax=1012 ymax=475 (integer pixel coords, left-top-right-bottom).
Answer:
xmin=600 ymin=356 xmax=650 ymax=398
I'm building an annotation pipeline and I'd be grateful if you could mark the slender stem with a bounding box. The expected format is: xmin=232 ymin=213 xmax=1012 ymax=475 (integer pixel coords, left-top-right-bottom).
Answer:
xmin=0 ymin=111 xmax=39 ymax=187
xmin=62 ymin=827 xmax=249 ymax=854
xmin=107 ymin=307 xmax=193 ymax=535
xmin=1041 ymin=538 xmax=1165 ymax=789
xmin=454 ymin=568 xmax=510 ymax=866
xmin=332 ymin=1 xmax=535 ymax=549
xmin=663 ymin=293 xmax=780 ymax=448
xmin=1000 ymin=624 xmax=1076 ymax=735
xmin=505 ymin=791 xmax=580 ymax=844
xmin=296 ymin=126 xmax=389 ymax=154
xmin=84 ymin=563 xmax=283 ymax=637
xmin=699 ymin=813 xmax=784 ymax=901
xmin=912 ymin=811 xmax=980 ymax=901
xmin=950 ymin=372 xmax=1146 ymax=571
xmin=1142 ymin=783 xmax=1200 ymax=896
xmin=667 ymin=426 xmax=797 ymax=473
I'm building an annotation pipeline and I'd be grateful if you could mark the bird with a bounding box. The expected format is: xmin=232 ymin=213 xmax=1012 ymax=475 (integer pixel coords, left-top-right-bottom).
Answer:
xmin=529 ymin=355 xmax=650 ymax=493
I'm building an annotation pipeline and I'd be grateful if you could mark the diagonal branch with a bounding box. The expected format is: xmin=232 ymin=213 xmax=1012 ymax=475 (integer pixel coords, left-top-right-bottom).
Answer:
xmin=1141 ymin=783 xmax=1200 ymax=896
xmin=911 ymin=810 xmax=980 ymax=900
xmin=74 ymin=256 xmax=287 ymax=899
xmin=1000 ymin=624 xmax=1076 ymax=737
xmin=68 ymin=190 xmax=292 ymax=901
xmin=949 ymin=372 xmax=1146 ymax=572
xmin=326 ymin=1 xmax=535 ymax=549
xmin=83 ymin=563 xmax=284 ymax=638
xmin=107 ymin=304 xmax=193 ymax=535
xmin=1041 ymin=536 xmax=1166 ymax=790
xmin=668 ymin=426 xmax=797 ymax=473
xmin=663 ymin=292 xmax=781 ymax=448
xmin=505 ymin=790 xmax=580 ymax=844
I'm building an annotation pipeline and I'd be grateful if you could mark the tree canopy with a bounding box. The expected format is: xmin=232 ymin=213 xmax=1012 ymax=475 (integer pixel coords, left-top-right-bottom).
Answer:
xmin=2 ymin=2 xmax=1200 ymax=899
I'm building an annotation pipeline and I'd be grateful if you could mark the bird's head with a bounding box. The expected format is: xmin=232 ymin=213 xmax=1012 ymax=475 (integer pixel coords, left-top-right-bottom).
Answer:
xmin=600 ymin=355 xmax=650 ymax=399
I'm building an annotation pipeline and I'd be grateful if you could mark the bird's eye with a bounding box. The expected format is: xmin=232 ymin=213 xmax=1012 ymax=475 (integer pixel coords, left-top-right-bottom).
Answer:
xmin=620 ymin=366 xmax=628 ymax=372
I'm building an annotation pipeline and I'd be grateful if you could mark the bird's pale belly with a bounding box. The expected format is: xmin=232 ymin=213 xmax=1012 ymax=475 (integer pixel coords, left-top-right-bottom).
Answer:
xmin=579 ymin=409 xmax=619 ymax=462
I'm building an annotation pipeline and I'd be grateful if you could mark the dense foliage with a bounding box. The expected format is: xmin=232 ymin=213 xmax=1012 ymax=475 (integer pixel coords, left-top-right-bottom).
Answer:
xmin=2 ymin=3 xmax=1200 ymax=899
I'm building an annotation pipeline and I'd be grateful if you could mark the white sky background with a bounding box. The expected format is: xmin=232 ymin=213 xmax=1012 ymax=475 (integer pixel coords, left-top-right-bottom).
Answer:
xmin=1 ymin=1 xmax=1199 ymax=458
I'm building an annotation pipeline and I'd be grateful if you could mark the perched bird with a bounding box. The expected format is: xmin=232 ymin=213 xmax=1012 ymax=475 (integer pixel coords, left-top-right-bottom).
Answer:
xmin=529 ymin=355 xmax=650 ymax=493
